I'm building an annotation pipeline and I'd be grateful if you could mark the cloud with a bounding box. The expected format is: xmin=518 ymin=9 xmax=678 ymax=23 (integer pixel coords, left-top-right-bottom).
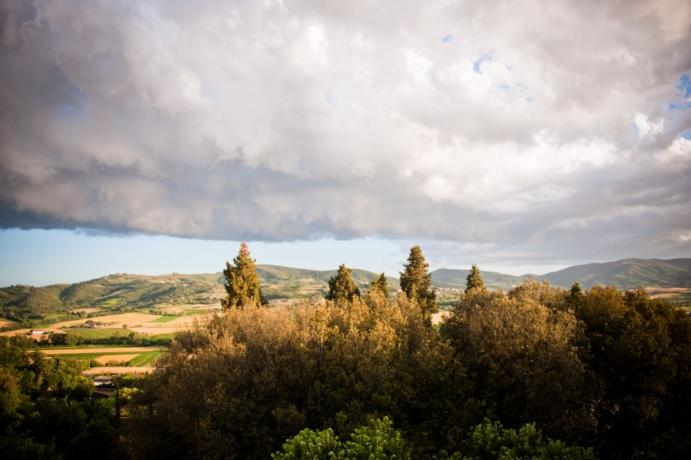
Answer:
xmin=634 ymin=113 xmax=665 ymax=139
xmin=1 ymin=0 xmax=690 ymax=263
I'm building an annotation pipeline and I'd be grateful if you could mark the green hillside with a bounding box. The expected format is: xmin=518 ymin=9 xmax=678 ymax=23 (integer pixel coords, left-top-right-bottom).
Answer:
xmin=257 ymin=264 xmax=395 ymax=299
xmin=0 ymin=284 xmax=68 ymax=319
xmin=538 ymin=258 xmax=691 ymax=289
xmin=0 ymin=266 xmax=390 ymax=322
xmin=431 ymin=268 xmax=524 ymax=291
xmin=2 ymin=259 xmax=690 ymax=324
xmin=433 ymin=258 xmax=691 ymax=291
xmin=0 ymin=273 xmax=222 ymax=323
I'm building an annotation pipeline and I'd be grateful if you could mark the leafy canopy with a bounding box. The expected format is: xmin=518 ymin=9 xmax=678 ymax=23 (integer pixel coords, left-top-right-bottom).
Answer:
xmin=461 ymin=419 xmax=595 ymax=460
xmin=273 ymin=417 xmax=411 ymax=460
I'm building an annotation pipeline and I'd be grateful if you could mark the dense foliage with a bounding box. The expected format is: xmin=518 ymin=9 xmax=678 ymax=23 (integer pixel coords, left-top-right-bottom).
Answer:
xmin=458 ymin=419 xmax=595 ymax=460
xmin=272 ymin=417 xmax=593 ymax=460
xmin=272 ymin=417 xmax=411 ymax=460
xmin=0 ymin=337 xmax=120 ymax=459
xmin=127 ymin=292 xmax=462 ymax=458
xmin=123 ymin=267 xmax=691 ymax=459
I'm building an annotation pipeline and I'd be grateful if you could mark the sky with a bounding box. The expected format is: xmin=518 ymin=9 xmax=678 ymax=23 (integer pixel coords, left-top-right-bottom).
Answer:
xmin=1 ymin=0 xmax=690 ymax=285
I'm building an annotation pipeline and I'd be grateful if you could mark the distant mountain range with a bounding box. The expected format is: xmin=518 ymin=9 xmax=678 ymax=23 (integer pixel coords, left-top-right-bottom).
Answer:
xmin=535 ymin=258 xmax=691 ymax=289
xmin=432 ymin=258 xmax=691 ymax=290
xmin=1 ymin=258 xmax=690 ymax=322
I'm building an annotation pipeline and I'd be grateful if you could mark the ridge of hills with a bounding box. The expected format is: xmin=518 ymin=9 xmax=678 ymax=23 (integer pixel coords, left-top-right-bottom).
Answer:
xmin=537 ymin=258 xmax=691 ymax=289
xmin=1 ymin=258 xmax=690 ymax=323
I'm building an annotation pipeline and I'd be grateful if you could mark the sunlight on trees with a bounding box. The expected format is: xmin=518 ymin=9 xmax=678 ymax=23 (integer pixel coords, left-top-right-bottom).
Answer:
xmin=326 ymin=264 xmax=361 ymax=304
xmin=400 ymin=246 xmax=437 ymax=320
xmin=222 ymin=242 xmax=266 ymax=310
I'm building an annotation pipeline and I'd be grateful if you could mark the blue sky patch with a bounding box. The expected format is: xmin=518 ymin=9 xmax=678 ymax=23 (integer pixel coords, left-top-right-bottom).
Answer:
xmin=56 ymin=86 xmax=88 ymax=120
xmin=669 ymin=101 xmax=691 ymax=110
xmin=677 ymin=73 xmax=691 ymax=98
xmin=473 ymin=50 xmax=495 ymax=74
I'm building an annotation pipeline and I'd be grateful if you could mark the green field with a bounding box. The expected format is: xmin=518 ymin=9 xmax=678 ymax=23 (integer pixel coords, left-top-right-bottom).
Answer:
xmin=35 ymin=346 xmax=164 ymax=368
xmin=128 ymin=351 xmax=162 ymax=366
xmin=152 ymin=315 xmax=177 ymax=323
xmin=67 ymin=328 xmax=135 ymax=339
xmin=182 ymin=308 xmax=214 ymax=316
xmin=100 ymin=298 xmax=121 ymax=307
xmin=146 ymin=332 xmax=176 ymax=341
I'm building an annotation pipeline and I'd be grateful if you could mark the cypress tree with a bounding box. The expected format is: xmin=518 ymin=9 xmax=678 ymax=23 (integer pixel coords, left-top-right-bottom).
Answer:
xmin=222 ymin=242 xmax=266 ymax=310
xmin=326 ymin=264 xmax=361 ymax=303
xmin=566 ymin=282 xmax=585 ymax=306
xmin=400 ymin=245 xmax=437 ymax=318
xmin=369 ymin=273 xmax=389 ymax=299
xmin=465 ymin=264 xmax=486 ymax=293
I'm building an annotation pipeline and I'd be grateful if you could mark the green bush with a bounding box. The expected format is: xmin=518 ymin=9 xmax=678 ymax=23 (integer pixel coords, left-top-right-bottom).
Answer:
xmin=273 ymin=417 xmax=411 ymax=460
xmin=460 ymin=419 xmax=595 ymax=460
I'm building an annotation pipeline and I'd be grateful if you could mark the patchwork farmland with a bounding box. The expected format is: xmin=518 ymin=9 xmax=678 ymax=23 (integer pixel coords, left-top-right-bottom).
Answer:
xmin=35 ymin=346 xmax=165 ymax=376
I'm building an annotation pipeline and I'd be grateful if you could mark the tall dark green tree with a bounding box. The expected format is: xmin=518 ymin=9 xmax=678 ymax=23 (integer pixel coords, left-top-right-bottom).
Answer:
xmin=400 ymin=246 xmax=437 ymax=318
xmin=222 ymin=242 xmax=266 ymax=310
xmin=465 ymin=264 xmax=486 ymax=293
xmin=566 ymin=282 xmax=585 ymax=307
xmin=326 ymin=264 xmax=361 ymax=303
xmin=369 ymin=273 xmax=389 ymax=299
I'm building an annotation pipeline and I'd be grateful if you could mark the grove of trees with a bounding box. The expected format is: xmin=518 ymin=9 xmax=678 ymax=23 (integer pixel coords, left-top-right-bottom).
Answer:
xmin=120 ymin=244 xmax=691 ymax=459
xmin=0 ymin=337 xmax=122 ymax=459
xmin=3 ymin=243 xmax=689 ymax=459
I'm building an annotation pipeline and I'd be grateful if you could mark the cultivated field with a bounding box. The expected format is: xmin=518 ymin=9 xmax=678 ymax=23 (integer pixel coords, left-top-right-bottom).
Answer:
xmin=36 ymin=346 xmax=164 ymax=376
xmin=0 ymin=318 xmax=17 ymax=328
xmin=39 ymin=346 xmax=162 ymax=355
xmin=93 ymin=354 xmax=140 ymax=365
xmin=82 ymin=366 xmax=153 ymax=375
xmin=0 ymin=303 xmax=220 ymax=339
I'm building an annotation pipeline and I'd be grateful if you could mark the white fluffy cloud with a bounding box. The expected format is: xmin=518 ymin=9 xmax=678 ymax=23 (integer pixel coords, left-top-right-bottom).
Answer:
xmin=1 ymin=0 xmax=690 ymax=263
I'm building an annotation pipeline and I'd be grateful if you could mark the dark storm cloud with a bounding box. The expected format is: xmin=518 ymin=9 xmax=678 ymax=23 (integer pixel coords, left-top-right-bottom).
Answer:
xmin=1 ymin=0 xmax=690 ymax=263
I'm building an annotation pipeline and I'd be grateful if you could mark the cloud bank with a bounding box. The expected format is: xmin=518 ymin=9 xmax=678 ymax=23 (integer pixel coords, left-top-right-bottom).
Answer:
xmin=1 ymin=0 xmax=690 ymax=263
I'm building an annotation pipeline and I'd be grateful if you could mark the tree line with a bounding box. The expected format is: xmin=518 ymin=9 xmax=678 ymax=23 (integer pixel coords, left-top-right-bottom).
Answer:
xmin=117 ymin=243 xmax=690 ymax=459
xmin=0 ymin=336 xmax=123 ymax=459
xmin=223 ymin=243 xmax=439 ymax=317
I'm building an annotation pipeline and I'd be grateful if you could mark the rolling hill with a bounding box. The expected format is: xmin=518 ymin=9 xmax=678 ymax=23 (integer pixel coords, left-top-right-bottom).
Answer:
xmin=2 ymin=258 xmax=690 ymax=324
xmin=430 ymin=268 xmax=524 ymax=291
xmin=537 ymin=258 xmax=691 ymax=289
xmin=0 ymin=266 xmax=389 ymax=323
xmin=428 ymin=258 xmax=691 ymax=290
xmin=0 ymin=273 xmax=223 ymax=322
xmin=257 ymin=265 xmax=396 ymax=300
